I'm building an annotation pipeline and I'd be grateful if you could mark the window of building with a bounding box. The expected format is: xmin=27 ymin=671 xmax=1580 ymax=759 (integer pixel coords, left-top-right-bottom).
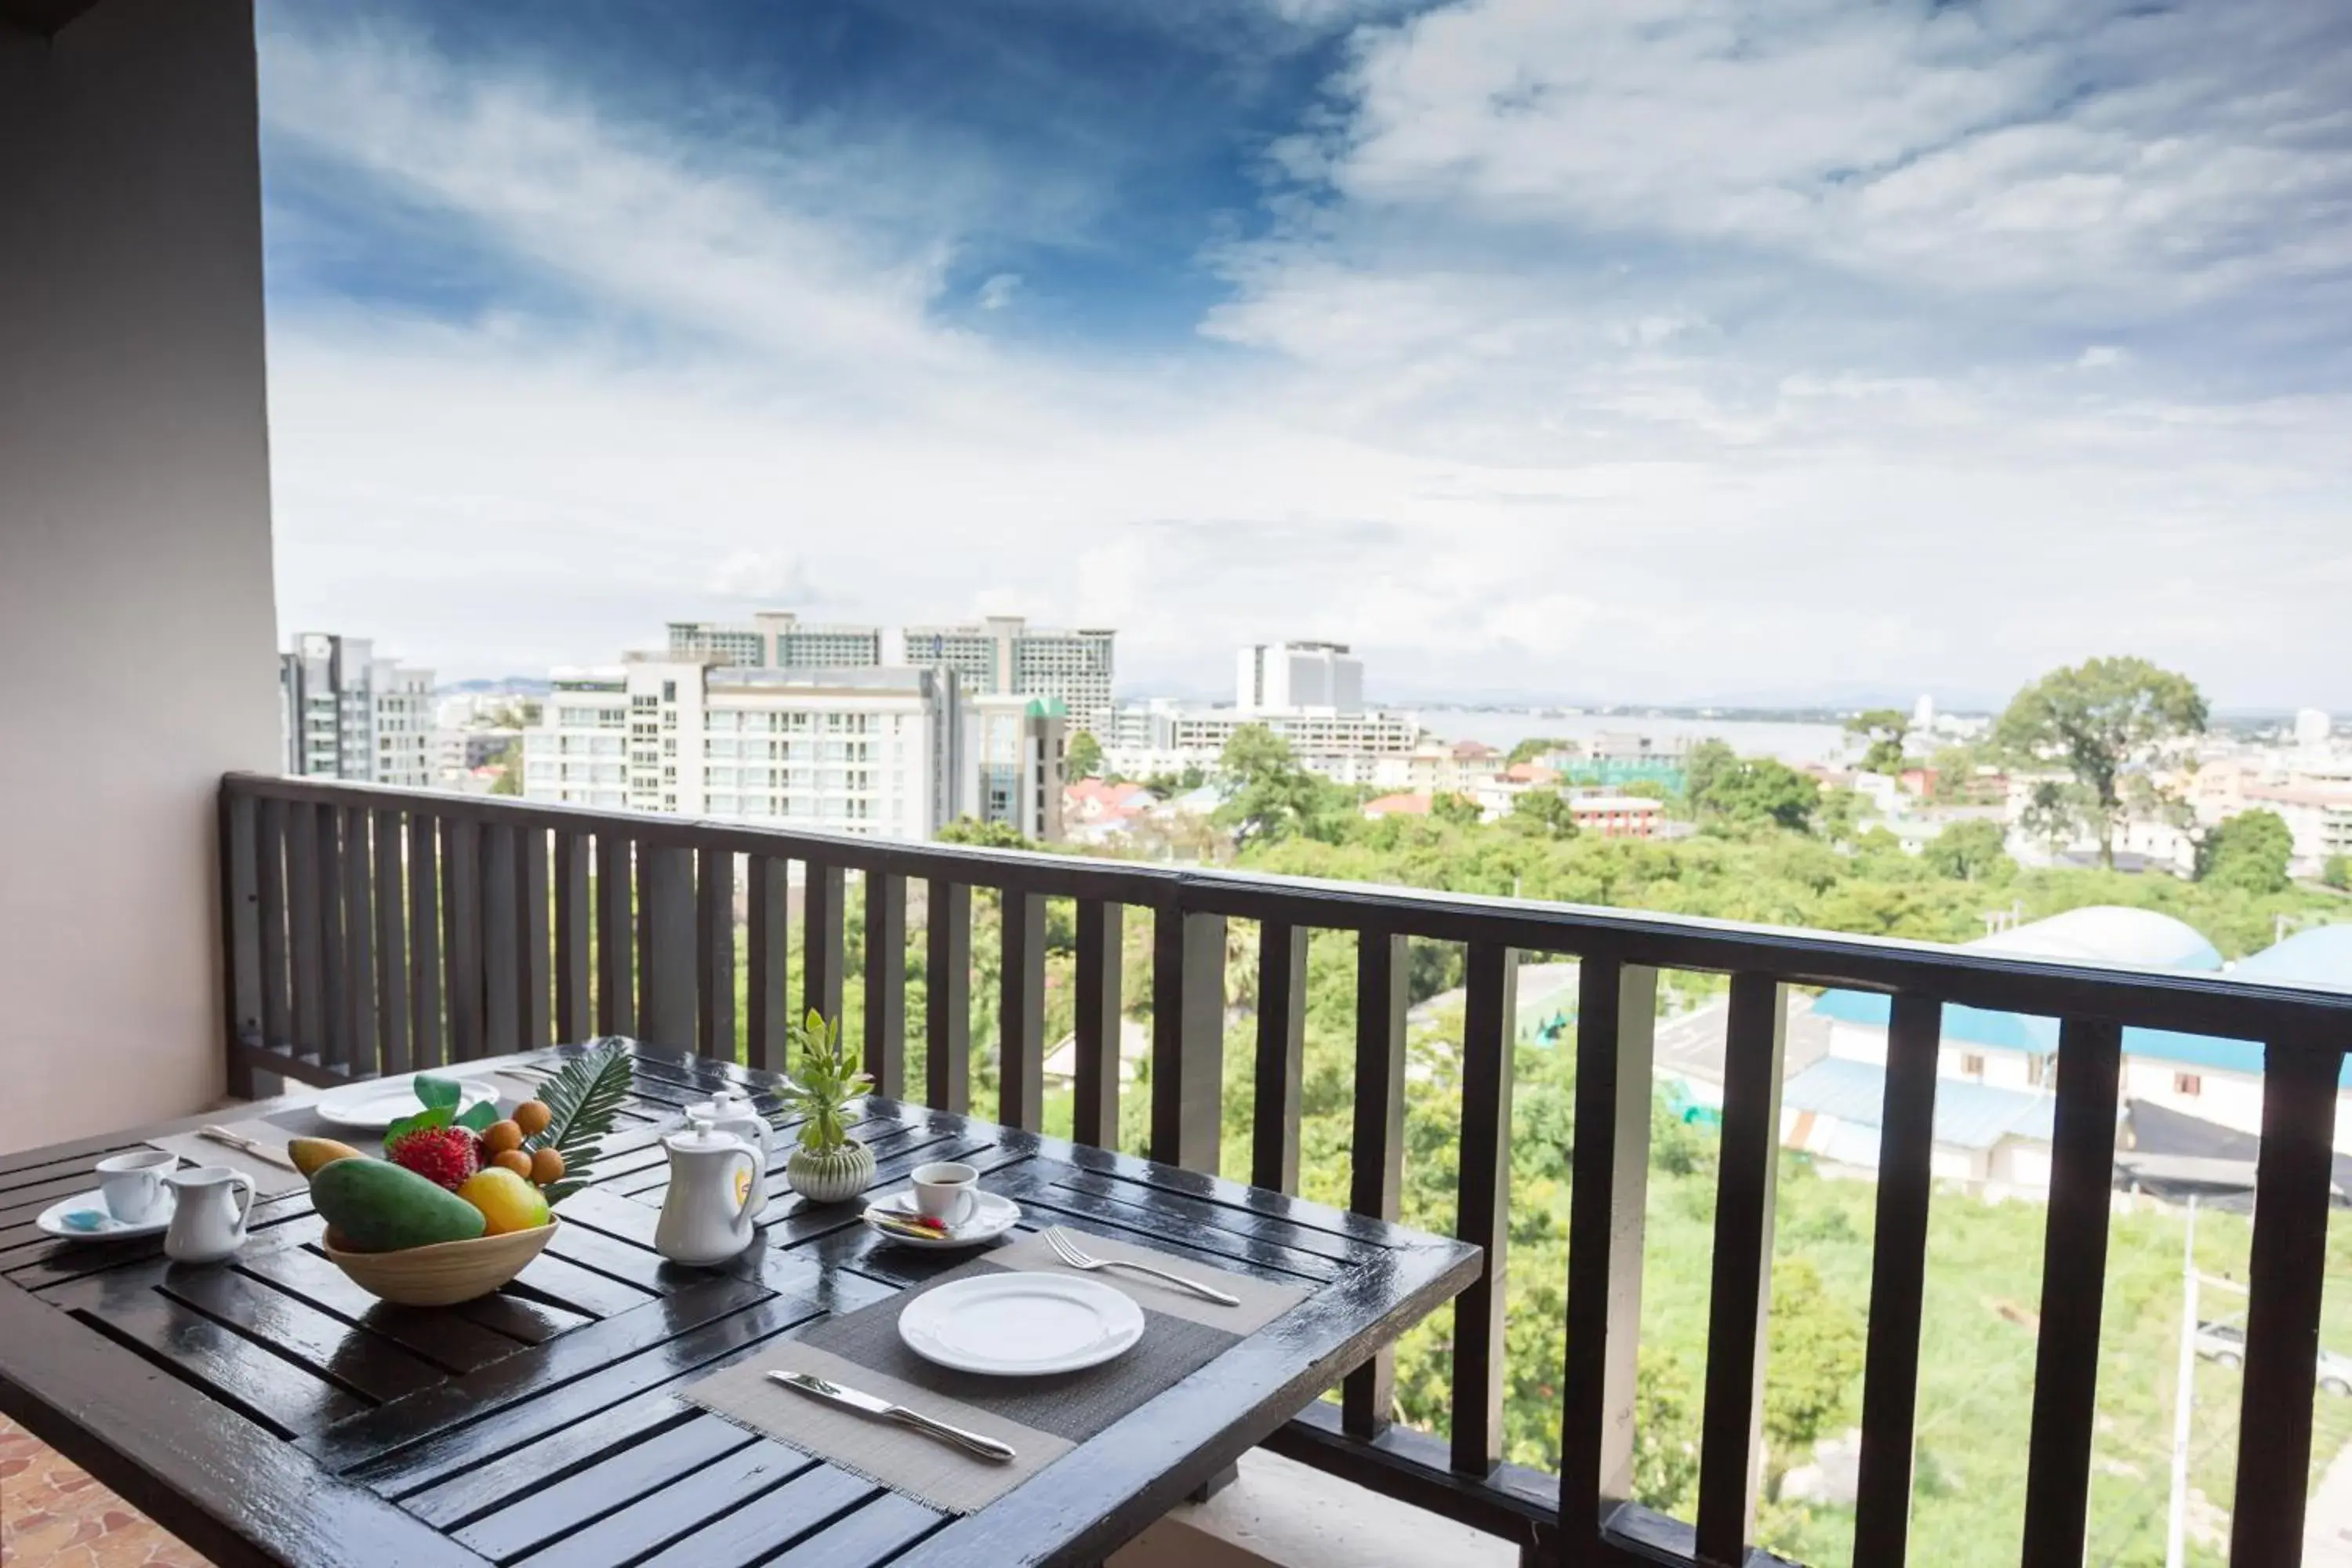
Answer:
xmin=662 ymin=681 xmax=677 ymax=702
xmin=2174 ymin=1073 xmax=2202 ymax=1096
xmin=1960 ymin=1053 xmax=1986 ymax=1078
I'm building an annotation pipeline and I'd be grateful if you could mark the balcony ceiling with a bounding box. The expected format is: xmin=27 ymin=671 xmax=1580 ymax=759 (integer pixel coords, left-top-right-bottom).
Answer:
xmin=1 ymin=0 xmax=101 ymax=38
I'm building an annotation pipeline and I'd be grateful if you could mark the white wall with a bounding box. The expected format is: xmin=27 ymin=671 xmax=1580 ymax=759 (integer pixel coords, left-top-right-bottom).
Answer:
xmin=0 ymin=0 xmax=279 ymax=1151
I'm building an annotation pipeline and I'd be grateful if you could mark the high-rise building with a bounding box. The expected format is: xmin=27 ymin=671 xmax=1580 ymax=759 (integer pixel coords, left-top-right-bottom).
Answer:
xmin=971 ymin=694 xmax=1067 ymax=840
xmin=666 ymin=612 xmax=884 ymax=670
xmin=901 ymin=615 xmax=1115 ymax=731
xmin=2295 ymin=708 xmax=2333 ymax=746
xmin=1236 ymin=641 xmax=1364 ymax=715
xmin=279 ymin=633 xmax=434 ymax=787
xmin=524 ymin=655 xmax=960 ymax=839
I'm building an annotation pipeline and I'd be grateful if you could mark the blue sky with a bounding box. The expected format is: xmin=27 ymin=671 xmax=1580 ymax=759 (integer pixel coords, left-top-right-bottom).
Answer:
xmin=257 ymin=0 xmax=2352 ymax=707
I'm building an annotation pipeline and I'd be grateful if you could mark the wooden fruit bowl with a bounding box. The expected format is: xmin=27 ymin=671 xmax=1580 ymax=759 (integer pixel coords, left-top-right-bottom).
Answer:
xmin=322 ymin=1219 xmax=558 ymax=1307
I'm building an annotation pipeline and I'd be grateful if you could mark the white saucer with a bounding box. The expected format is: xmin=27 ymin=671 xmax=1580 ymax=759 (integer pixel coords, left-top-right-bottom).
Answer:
xmin=35 ymin=1189 xmax=176 ymax=1242
xmin=312 ymin=1077 xmax=499 ymax=1131
xmin=862 ymin=1189 xmax=1022 ymax=1250
xmin=899 ymin=1271 xmax=1145 ymax=1375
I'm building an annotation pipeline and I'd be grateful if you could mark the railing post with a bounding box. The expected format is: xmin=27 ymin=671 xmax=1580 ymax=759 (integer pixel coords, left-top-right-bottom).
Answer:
xmin=441 ymin=816 xmax=482 ymax=1062
xmin=2020 ymin=1016 xmax=2123 ymax=1566
xmin=553 ymin=830 xmax=590 ymax=1042
xmin=519 ymin=827 xmax=550 ymax=1050
xmin=927 ymin=880 xmax=972 ymax=1113
xmin=407 ymin=812 xmax=443 ymax=1069
xmin=319 ymin=804 xmax=350 ymax=1070
xmin=1451 ymin=942 xmax=1518 ymax=1475
xmin=257 ymin=797 xmax=290 ymax=1060
xmin=1251 ymin=920 xmax=1308 ymax=1194
xmin=2228 ymin=1032 xmax=2344 ymax=1566
xmin=637 ymin=844 xmax=693 ymax=1050
xmin=804 ymin=861 xmax=845 ymax=1025
xmin=1853 ymin=993 xmax=1942 ymax=1566
xmin=481 ymin=823 xmax=520 ymax=1058
xmin=696 ymin=846 xmax=735 ymax=1062
xmin=1561 ymin=956 xmax=1658 ymax=1545
xmin=1000 ymin=890 xmax=1047 ymax=1131
xmin=1150 ymin=906 xmax=1227 ymax=1173
xmin=220 ymin=789 xmax=261 ymax=1098
xmin=594 ymin=834 xmax=633 ymax=1036
xmin=286 ymin=802 xmax=321 ymax=1058
xmin=372 ymin=808 xmax=410 ymax=1076
xmin=1074 ymin=901 xmax=1124 ymax=1150
xmin=746 ymin=855 xmax=787 ymax=1074
xmin=1342 ymin=930 xmax=1407 ymax=1437
xmin=1696 ymin=972 xmax=1789 ymax=1563
xmin=864 ymin=872 xmax=907 ymax=1097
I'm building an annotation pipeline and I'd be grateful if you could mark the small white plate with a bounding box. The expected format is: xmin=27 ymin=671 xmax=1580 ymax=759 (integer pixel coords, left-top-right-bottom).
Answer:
xmin=899 ymin=1272 xmax=1145 ymax=1376
xmin=35 ymin=1189 xmax=176 ymax=1243
xmin=312 ymin=1078 xmax=499 ymax=1131
xmin=863 ymin=1189 xmax=1022 ymax=1250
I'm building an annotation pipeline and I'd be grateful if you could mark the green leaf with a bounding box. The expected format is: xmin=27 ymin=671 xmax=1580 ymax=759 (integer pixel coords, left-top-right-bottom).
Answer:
xmin=383 ymin=1105 xmax=452 ymax=1148
xmin=522 ymin=1040 xmax=634 ymax=1206
xmin=456 ymin=1101 xmax=501 ymax=1133
xmin=414 ymin=1074 xmax=463 ymax=1113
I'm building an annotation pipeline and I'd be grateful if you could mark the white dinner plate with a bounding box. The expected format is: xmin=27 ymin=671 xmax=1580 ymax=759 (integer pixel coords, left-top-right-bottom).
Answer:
xmin=35 ymin=1189 xmax=176 ymax=1242
xmin=898 ymin=1271 xmax=1145 ymax=1376
xmin=862 ymin=1189 xmax=1022 ymax=1250
xmin=312 ymin=1078 xmax=499 ymax=1131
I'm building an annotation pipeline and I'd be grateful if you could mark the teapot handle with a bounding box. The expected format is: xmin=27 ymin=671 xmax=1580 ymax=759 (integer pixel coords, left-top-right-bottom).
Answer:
xmin=731 ymin=1150 xmax=759 ymax=1225
xmin=228 ymin=1171 xmax=257 ymax=1229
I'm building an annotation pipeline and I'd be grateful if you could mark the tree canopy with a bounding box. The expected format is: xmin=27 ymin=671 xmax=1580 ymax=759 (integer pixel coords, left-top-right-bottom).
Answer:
xmin=2198 ymin=808 xmax=2293 ymax=894
xmin=1064 ymin=730 xmax=1102 ymax=779
xmin=1507 ymin=735 xmax=1569 ymax=766
xmin=1690 ymin=749 xmax=1821 ymax=833
xmin=1922 ymin=818 xmax=2013 ymax=883
xmin=1845 ymin=708 xmax=1911 ymax=775
xmin=1210 ymin=724 xmax=1353 ymax=845
xmin=1508 ymin=786 xmax=1581 ymax=840
xmin=1994 ymin=657 xmax=2207 ymax=867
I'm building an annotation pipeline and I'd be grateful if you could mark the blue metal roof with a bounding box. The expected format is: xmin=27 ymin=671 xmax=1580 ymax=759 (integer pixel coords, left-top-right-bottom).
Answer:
xmin=2235 ymin=924 xmax=2352 ymax=988
xmin=1783 ymin=1057 xmax=2056 ymax=1151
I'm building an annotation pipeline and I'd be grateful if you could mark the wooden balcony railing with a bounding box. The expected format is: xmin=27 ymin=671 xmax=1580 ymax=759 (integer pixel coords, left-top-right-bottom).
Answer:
xmin=216 ymin=774 xmax=2350 ymax=1567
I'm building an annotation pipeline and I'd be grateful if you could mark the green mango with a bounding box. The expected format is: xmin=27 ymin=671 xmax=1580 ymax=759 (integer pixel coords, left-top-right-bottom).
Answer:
xmin=310 ymin=1156 xmax=486 ymax=1250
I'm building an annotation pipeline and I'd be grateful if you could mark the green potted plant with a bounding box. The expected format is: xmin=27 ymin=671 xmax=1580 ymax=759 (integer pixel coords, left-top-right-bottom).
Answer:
xmin=778 ymin=1008 xmax=874 ymax=1202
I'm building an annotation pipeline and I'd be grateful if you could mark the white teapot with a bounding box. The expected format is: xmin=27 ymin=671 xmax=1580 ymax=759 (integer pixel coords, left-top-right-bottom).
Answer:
xmin=684 ymin=1091 xmax=773 ymax=1218
xmin=654 ymin=1115 xmax=764 ymax=1268
xmin=163 ymin=1167 xmax=256 ymax=1264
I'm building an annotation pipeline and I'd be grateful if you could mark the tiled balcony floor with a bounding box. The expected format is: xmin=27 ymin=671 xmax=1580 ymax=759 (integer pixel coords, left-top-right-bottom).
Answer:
xmin=0 ymin=1415 xmax=209 ymax=1568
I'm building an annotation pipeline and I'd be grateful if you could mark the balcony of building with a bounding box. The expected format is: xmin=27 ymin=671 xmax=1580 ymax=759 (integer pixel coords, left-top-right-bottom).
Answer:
xmin=5 ymin=3 xmax=2350 ymax=1566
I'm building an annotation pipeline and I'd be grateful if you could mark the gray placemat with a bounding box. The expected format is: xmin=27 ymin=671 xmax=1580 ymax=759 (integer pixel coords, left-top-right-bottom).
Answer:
xmin=149 ymin=1120 xmax=309 ymax=1198
xmin=684 ymin=1340 xmax=1072 ymax=1515
xmin=799 ymin=1258 xmax=1243 ymax=1443
xmin=684 ymin=1227 xmax=1312 ymax=1514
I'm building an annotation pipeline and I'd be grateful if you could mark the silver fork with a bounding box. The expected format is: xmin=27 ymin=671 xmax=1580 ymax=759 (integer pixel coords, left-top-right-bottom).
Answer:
xmin=1042 ymin=1226 xmax=1240 ymax=1307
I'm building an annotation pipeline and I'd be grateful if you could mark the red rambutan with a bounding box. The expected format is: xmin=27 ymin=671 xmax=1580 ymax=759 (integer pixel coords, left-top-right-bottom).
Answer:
xmin=386 ymin=1124 xmax=480 ymax=1190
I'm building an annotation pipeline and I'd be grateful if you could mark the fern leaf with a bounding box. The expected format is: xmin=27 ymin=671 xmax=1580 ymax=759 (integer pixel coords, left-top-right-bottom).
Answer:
xmin=523 ymin=1038 xmax=634 ymax=1201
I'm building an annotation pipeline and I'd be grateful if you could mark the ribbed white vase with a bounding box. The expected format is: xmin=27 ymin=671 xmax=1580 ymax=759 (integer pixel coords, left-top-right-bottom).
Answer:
xmin=785 ymin=1137 xmax=874 ymax=1203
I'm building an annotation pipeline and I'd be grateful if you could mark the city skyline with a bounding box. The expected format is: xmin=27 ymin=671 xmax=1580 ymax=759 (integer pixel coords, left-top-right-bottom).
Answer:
xmin=259 ymin=0 xmax=2352 ymax=706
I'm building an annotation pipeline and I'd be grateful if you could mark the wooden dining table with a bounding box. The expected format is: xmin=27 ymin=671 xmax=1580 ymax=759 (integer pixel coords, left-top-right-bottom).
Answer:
xmin=0 ymin=1041 xmax=1479 ymax=1567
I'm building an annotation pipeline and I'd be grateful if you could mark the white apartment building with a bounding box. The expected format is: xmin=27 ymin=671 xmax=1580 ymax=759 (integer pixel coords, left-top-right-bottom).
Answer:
xmin=524 ymin=657 xmax=960 ymax=840
xmin=902 ymin=615 xmax=1116 ymax=730
xmin=666 ymin=612 xmax=884 ymax=670
xmin=279 ymin=633 xmax=434 ymax=789
xmin=1235 ymin=641 xmax=1363 ymax=715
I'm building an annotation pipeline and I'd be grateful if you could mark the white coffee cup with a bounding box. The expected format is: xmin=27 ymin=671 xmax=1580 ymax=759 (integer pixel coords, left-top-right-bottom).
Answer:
xmin=96 ymin=1149 xmax=177 ymax=1223
xmin=909 ymin=1160 xmax=978 ymax=1226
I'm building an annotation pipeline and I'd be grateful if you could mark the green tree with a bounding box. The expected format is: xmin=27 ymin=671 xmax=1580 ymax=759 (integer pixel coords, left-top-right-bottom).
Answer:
xmin=935 ymin=817 xmax=1035 ymax=849
xmin=1683 ymin=739 xmax=1737 ymax=812
xmin=1815 ymin=786 xmax=1865 ymax=846
xmin=1632 ymin=1345 xmax=1701 ymax=1515
xmin=2326 ymin=855 xmax=2352 ymax=891
xmin=1994 ymin=657 xmax=2208 ymax=868
xmin=489 ymin=739 xmax=524 ymax=797
xmin=2198 ymin=808 xmax=2293 ymax=894
xmin=1212 ymin=724 xmax=1348 ymax=845
xmin=1065 ymin=730 xmax=1102 ymax=779
xmin=1693 ymin=754 xmax=1821 ymax=833
xmin=1508 ymin=786 xmax=1581 ymax=840
xmin=1431 ymin=791 xmax=1484 ymax=827
xmin=1762 ymin=1255 xmax=1865 ymax=1493
xmin=1508 ymin=735 xmax=1569 ymax=766
xmin=1924 ymin=818 xmax=2013 ymax=882
xmin=1846 ymin=708 xmax=1911 ymax=775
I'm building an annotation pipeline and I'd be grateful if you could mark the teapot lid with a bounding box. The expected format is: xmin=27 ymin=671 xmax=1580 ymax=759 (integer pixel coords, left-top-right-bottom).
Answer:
xmin=664 ymin=1112 xmax=748 ymax=1155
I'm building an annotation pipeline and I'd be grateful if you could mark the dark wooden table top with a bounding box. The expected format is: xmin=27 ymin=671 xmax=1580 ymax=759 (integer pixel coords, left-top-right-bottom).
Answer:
xmin=0 ymin=1043 xmax=1479 ymax=1568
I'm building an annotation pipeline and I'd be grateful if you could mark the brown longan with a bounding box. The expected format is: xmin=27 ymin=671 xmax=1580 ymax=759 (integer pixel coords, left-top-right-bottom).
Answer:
xmin=514 ymin=1100 xmax=554 ymax=1137
xmin=530 ymin=1147 xmax=565 ymax=1185
xmin=492 ymin=1149 xmax=533 ymax=1178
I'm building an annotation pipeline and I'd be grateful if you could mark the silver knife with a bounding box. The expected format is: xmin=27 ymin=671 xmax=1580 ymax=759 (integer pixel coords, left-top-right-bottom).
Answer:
xmin=768 ymin=1371 xmax=1015 ymax=1462
xmin=198 ymin=1126 xmax=298 ymax=1170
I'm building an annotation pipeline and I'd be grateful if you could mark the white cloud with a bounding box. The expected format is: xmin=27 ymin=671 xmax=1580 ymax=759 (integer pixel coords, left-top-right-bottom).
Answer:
xmin=259 ymin=5 xmax=2352 ymax=709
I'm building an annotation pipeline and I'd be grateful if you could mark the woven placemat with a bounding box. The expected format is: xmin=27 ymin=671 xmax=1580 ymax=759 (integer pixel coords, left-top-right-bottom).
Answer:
xmin=684 ymin=1227 xmax=1312 ymax=1514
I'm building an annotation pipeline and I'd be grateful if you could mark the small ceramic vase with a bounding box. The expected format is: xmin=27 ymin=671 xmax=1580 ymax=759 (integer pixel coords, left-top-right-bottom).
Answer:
xmin=785 ymin=1136 xmax=874 ymax=1204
